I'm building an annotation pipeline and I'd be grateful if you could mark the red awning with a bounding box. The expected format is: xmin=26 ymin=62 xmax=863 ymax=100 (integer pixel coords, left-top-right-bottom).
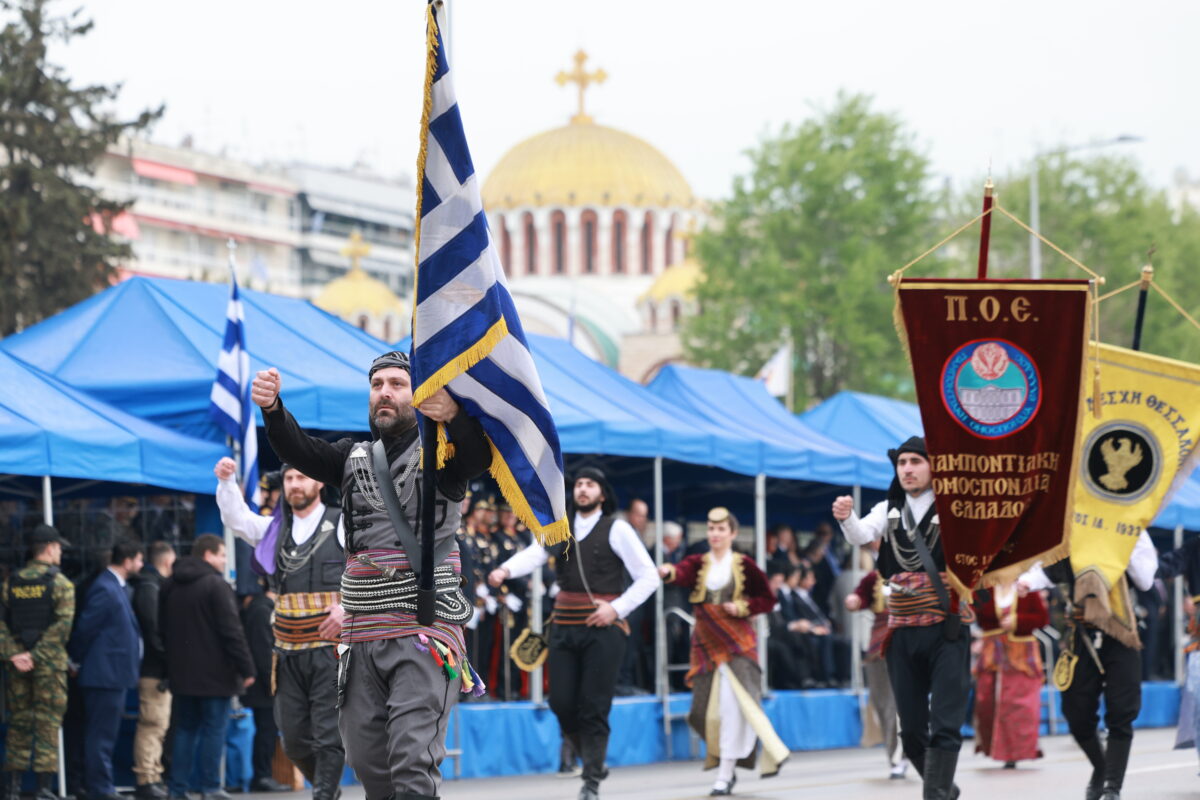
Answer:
xmin=90 ymin=210 xmax=141 ymax=239
xmin=132 ymin=158 xmax=197 ymax=186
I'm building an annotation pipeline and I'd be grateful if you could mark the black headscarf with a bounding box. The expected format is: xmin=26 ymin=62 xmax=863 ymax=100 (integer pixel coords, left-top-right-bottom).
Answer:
xmin=369 ymin=350 xmax=411 ymax=379
xmin=886 ymin=435 xmax=928 ymax=509
xmin=572 ymin=466 xmax=617 ymax=516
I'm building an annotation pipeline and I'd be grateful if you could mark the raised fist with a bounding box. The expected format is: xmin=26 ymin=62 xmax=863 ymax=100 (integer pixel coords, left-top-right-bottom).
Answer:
xmin=251 ymin=368 xmax=282 ymax=409
xmin=214 ymin=457 xmax=237 ymax=481
xmin=831 ymin=495 xmax=855 ymax=521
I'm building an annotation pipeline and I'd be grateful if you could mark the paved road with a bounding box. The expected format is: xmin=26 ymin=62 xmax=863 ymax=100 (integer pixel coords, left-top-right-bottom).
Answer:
xmin=252 ymin=728 xmax=1197 ymax=799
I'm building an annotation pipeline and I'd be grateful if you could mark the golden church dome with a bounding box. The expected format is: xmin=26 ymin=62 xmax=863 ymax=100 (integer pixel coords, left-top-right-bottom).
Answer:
xmin=482 ymin=121 xmax=696 ymax=211
xmin=315 ymin=230 xmax=405 ymax=319
xmin=314 ymin=266 xmax=406 ymax=318
xmin=641 ymin=257 xmax=701 ymax=303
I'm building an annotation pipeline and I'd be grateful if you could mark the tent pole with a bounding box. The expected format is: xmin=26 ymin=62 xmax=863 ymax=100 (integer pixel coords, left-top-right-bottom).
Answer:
xmin=850 ymin=485 xmax=863 ymax=699
xmin=653 ymin=457 xmax=668 ymax=750
xmin=43 ymin=478 xmax=66 ymax=799
xmin=42 ymin=475 xmax=53 ymax=525
xmin=1176 ymin=523 xmax=1186 ymax=686
xmin=755 ymin=473 xmax=767 ymax=695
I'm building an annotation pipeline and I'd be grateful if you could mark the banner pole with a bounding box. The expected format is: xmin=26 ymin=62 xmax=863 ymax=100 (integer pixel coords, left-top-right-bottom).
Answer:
xmin=1131 ymin=263 xmax=1153 ymax=351
xmin=976 ymin=179 xmax=994 ymax=279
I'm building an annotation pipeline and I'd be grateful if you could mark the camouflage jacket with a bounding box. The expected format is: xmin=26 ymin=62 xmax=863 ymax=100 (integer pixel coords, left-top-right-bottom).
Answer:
xmin=0 ymin=560 xmax=75 ymax=672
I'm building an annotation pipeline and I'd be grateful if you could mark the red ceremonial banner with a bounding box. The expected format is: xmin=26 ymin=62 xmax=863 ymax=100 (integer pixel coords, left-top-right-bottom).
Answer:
xmin=897 ymin=279 xmax=1091 ymax=595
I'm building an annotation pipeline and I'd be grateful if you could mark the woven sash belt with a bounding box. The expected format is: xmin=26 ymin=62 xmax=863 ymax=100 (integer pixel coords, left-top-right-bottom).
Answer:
xmin=340 ymin=562 xmax=473 ymax=624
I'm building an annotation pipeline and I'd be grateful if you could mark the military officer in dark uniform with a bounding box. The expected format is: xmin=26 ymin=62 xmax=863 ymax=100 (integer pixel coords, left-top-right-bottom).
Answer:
xmin=0 ymin=525 xmax=75 ymax=800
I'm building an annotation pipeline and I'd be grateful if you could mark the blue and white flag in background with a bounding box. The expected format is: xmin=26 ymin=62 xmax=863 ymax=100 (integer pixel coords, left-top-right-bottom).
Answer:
xmin=410 ymin=1 xmax=568 ymax=545
xmin=209 ymin=245 xmax=260 ymax=509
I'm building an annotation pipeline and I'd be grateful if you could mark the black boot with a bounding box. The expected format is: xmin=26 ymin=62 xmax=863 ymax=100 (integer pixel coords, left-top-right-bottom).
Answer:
xmin=921 ymin=748 xmax=959 ymax=800
xmin=577 ymin=733 xmax=608 ymax=797
xmin=311 ymin=750 xmax=345 ymax=800
xmin=1078 ymin=736 xmax=1106 ymax=800
xmin=1100 ymin=736 xmax=1132 ymax=800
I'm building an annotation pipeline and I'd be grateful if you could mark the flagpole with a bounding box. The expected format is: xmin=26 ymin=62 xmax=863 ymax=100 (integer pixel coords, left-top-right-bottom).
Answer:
xmin=1131 ymin=263 xmax=1153 ymax=351
xmin=225 ymin=238 xmax=240 ymax=584
xmin=418 ymin=416 xmax=437 ymax=625
xmin=976 ymin=179 xmax=994 ymax=279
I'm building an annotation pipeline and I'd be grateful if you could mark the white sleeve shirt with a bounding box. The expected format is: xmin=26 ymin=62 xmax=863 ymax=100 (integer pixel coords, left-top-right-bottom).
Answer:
xmin=501 ymin=512 xmax=661 ymax=620
xmin=1127 ymin=530 xmax=1159 ymax=592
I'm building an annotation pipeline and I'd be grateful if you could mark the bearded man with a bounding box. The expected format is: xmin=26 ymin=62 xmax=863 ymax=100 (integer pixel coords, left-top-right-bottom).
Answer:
xmin=252 ymin=352 xmax=491 ymax=800
xmin=215 ymin=457 xmax=345 ymax=799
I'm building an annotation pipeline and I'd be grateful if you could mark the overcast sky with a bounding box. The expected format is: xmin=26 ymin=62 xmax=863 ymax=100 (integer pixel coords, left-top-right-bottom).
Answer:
xmin=46 ymin=0 xmax=1198 ymax=201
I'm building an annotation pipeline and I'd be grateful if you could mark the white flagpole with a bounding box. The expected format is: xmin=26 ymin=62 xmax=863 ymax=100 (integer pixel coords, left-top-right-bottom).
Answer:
xmin=224 ymin=238 xmax=239 ymax=585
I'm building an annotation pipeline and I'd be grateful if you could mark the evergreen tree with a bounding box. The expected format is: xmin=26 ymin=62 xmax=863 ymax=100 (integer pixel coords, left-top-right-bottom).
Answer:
xmin=0 ymin=0 xmax=161 ymax=335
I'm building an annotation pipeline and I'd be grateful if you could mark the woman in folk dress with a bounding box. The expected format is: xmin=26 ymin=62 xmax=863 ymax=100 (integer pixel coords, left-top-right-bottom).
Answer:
xmin=659 ymin=507 xmax=789 ymax=796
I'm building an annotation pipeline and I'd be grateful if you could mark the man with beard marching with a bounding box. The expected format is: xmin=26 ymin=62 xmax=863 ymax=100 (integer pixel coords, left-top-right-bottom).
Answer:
xmin=488 ymin=468 xmax=659 ymax=800
xmin=214 ymin=457 xmax=346 ymax=799
xmin=832 ymin=436 xmax=971 ymax=800
xmin=254 ymin=351 xmax=491 ymax=800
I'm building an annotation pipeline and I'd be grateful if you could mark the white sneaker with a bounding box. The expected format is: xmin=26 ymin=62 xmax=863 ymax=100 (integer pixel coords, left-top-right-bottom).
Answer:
xmin=889 ymin=759 xmax=909 ymax=779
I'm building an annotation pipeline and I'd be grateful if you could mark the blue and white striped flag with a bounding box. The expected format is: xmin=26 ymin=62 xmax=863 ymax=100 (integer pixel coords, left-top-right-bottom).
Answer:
xmin=410 ymin=1 xmax=568 ymax=545
xmin=209 ymin=251 xmax=259 ymax=509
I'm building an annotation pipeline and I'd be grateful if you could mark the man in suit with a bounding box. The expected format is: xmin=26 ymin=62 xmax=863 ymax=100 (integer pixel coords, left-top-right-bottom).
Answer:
xmin=67 ymin=539 xmax=145 ymax=800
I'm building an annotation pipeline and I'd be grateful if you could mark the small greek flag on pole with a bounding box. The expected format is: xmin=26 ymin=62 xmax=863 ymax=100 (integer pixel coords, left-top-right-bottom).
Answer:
xmin=410 ymin=0 xmax=569 ymax=545
xmin=209 ymin=240 xmax=259 ymax=509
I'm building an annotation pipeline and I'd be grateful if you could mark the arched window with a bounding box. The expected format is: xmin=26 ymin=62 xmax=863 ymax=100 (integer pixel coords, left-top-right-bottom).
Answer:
xmin=523 ymin=213 xmax=537 ymax=275
xmin=640 ymin=212 xmax=654 ymax=274
xmin=663 ymin=219 xmax=676 ymax=268
xmin=648 ymin=303 xmax=658 ymax=332
xmin=383 ymin=316 xmax=392 ymax=342
xmin=552 ymin=210 xmax=567 ymax=275
xmin=580 ymin=210 xmax=598 ymax=274
xmin=670 ymin=300 xmax=682 ymax=331
xmin=357 ymin=314 xmax=370 ymax=331
xmin=611 ymin=210 xmax=627 ymax=274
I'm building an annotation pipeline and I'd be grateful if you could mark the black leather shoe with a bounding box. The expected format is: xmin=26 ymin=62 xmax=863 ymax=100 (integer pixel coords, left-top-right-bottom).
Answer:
xmin=134 ymin=784 xmax=168 ymax=800
xmin=710 ymin=773 xmax=737 ymax=795
xmin=249 ymin=779 xmax=291 ymax=793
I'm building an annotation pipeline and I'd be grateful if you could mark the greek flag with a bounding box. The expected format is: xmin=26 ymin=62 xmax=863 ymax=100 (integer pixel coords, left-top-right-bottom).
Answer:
xmin=209 ymin=255 xmax=259 ymax=508
xmin=410 ymin=1 xmax=568 ymax=545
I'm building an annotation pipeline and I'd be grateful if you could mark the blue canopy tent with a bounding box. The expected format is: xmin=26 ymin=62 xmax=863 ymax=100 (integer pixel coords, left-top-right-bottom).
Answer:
xmin=1 ymin=276 xmax=390 ymax=440
xmin=0 ymin=349 xmax=227 ymax=494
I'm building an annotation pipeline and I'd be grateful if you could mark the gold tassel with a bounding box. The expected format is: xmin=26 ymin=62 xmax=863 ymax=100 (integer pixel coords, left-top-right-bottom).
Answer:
xmin=487 ymin=439 xmax=571 ymax=546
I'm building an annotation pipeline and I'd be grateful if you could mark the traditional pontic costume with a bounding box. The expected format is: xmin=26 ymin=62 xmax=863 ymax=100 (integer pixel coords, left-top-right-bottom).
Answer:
xmin=496 ymin=467 xmax=658 ymax=800
xmin=837 ymin=436 xmax=971 ymax=800
xmin=661 ymin=508 xmax=789 ymax=796
xmin=970 ymin=583 xmax=1049 ymax=766
xmin=264 ymin=351 xmax=492 ymax=800
xmin=848 ymin=569 xmax=905 ymax=778
xmin=216 ymin=468 xmax=346 ymax=798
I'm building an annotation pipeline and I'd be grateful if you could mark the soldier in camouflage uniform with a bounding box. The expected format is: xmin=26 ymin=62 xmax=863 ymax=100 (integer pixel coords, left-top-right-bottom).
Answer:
xmin=0 ymin=525 xmax=75 ymax=800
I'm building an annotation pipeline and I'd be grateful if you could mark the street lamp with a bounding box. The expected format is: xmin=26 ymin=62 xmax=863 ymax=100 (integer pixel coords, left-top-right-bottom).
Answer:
xmin=1029 ymin=134 xmax=1143 ymax=279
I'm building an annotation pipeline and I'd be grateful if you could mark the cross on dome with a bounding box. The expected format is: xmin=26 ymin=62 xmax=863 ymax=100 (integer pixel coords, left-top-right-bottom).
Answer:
xmin=340 ymin=229 xmax=371 ymax=273
xmin=555 ymin=50 xmax=607 ymax=125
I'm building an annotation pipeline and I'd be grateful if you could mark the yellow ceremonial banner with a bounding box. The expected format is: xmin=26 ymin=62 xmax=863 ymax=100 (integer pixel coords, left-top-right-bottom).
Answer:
xmin=1070 ymin=343 xmax=1200 ymax=647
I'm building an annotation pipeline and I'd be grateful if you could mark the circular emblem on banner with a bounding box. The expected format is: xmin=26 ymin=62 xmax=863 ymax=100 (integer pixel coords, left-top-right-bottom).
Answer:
xmin=1081 ymin=421 xmax=1160 ymax=504
xmin=940 ymin=339 xmax=1041 ymax=438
